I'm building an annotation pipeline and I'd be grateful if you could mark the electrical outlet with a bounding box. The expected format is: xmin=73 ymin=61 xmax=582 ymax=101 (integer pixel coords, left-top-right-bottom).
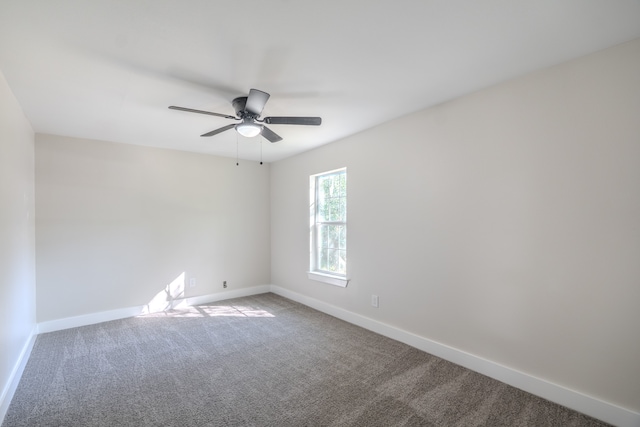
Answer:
xmin=189 ymin=278 xmax=197 ymax=288
xmin=223 ymin=281 xmax=227 ymax=288
xmin=371 ymin=294 xmax=379 ymax=308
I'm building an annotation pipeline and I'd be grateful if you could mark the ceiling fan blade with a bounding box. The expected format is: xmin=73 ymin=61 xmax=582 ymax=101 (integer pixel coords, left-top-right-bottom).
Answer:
xmin=169 ymin=106 xmax=236 ymax=120
xmin=261 ymin=126 xmax=283 ymax=143
xmin=201 ymin=124 xmax=236 ymax=137
xmin=244 ymin=89 xmax=270 ymax=116
xmin=263 ymin=116 xmax=322 ymax=126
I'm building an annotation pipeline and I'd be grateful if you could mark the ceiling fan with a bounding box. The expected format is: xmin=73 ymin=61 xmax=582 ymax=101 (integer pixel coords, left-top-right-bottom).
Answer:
xmin=169 ymin=88 xmax=321 ymax=143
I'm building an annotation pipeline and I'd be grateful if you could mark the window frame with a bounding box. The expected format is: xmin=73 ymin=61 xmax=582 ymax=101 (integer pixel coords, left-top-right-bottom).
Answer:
xmin=308 ymin=167 xmax=349 ymax=287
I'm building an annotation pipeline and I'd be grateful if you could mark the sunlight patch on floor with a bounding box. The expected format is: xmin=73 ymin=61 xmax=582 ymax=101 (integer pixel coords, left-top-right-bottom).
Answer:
xmin=138 ymin=272 xmax=275 ymax=318
xmin=138 ymin=304 xmax=275 ymax=318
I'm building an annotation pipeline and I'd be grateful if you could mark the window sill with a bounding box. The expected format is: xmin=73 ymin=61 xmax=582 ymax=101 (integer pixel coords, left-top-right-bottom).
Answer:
xmin=307 ymin=271 xmax=349 ymax=287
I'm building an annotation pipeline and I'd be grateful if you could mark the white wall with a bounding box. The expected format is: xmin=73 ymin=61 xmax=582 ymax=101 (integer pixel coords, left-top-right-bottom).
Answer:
xmin=35 ymin=134 xmax=270 ymax=323
xmin=271 ymin=39 xmax=640 ymax=413
xmin=0 ymin=70 xmax=36 ymax=416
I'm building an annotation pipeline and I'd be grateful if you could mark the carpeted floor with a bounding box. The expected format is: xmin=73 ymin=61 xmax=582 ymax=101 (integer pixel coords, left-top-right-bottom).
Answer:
xmin=3 ymin=293 xmax=609 ymax=426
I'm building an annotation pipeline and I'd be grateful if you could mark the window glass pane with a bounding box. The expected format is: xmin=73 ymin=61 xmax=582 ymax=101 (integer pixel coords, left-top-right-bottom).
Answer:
xmin=316 ymin=174 xmax=346 ymax=222
xmin=316 ymin=224 xmax=347 ymax=274
xmin=318 ymin=225 xmax=342 ymax=249
xmin=318 ymin=173 xmax=346 ymax=223
xmin=321 ymin=176 xmax=331 ymax=198
xmin=318 ymin=224 xmax=326 ymax=248
xmin=327 ymin=249 xmax=338 ymax=273
xmin=318 ymin=247 xmax=329 ymax=272
xmin=338 ymin=250 xmax=346 ymax=273
xmin=317 ymin=198 xmax=326 ymax=222
xmin=326 ymin=199 xmax=334 ymax=222
xmin=329 ymin=196 xmax=342 ymax=222
xmin=328 ymin=225 xmax=340 ymax=249
xmin=317 ymin=226 xmax=328 ymax=261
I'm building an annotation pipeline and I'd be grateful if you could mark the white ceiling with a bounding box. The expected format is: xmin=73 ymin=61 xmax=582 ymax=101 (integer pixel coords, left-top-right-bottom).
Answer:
xmin=1 ymin=1 xmax=640 ymax=163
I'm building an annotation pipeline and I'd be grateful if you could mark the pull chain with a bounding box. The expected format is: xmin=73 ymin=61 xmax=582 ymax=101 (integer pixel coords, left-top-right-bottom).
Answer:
xmin=260 ymin=136 xmax=263 ymax=165
xmin=236 ymin=133 xmax=239 ymax=166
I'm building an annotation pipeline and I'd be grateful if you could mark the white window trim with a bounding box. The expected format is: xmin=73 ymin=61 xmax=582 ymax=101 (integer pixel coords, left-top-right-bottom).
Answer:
xmin=309 ymin=167 xmax=349 ymax=287
xmin=307 ymin=271 xmax=350 ymax=287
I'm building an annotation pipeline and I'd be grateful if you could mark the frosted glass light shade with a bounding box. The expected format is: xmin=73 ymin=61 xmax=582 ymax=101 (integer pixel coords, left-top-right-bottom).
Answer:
xmin=236 ymin=122 xmax=262 ymax=137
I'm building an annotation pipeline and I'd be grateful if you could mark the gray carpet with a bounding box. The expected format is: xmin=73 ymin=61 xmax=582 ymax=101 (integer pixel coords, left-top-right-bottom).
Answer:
xmin=3 ymin=293 xmax=609 ymax=426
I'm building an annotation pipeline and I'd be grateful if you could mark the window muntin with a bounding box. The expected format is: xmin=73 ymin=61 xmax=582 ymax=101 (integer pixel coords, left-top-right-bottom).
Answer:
xmin=311 ymin=168 xmax=347 ymax=277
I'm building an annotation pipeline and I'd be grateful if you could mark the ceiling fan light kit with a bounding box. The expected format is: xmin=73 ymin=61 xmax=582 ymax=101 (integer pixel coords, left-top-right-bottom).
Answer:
xmin=169 ymin=88 xmax=322 ymax=143
xmin=235 ymin=120 xmax=262 ymax=138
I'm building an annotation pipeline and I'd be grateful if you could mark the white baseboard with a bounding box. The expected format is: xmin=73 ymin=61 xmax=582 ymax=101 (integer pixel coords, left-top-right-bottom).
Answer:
xmin=37 ymin=285 xmax=271 ymax=334
xmin=269 ymin=285 xmax=640 ymax=427
xmin=0 ymin=327 xmax=37 ymax=425
xmin=185 ymin=285 xmax=271 ymax=306
xmin=37 ymin=305 xmax=145 ymax=334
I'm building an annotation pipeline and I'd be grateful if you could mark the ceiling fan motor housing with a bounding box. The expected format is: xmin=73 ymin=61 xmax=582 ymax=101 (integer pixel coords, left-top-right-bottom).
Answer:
xmin=232 ymin=97 xmax=250 ymax=118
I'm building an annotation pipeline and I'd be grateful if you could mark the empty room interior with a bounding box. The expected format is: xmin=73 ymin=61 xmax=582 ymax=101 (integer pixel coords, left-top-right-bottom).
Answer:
xmin=1 ymin=1 xmax=640 ymax=426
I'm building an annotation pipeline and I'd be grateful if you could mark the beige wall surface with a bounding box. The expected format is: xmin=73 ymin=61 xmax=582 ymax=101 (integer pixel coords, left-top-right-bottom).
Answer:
xmin=270 ymin=39 xmax=640 ymax=411
xmin=0 ymin=70 xmax=36 ymax=403
xmin=35 ymin=135 xmax=271 ymax=322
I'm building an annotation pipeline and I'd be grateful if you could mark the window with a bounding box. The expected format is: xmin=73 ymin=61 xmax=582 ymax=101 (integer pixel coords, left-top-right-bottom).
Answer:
xmin=308 ymin=168 xmax=348 ymax=287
